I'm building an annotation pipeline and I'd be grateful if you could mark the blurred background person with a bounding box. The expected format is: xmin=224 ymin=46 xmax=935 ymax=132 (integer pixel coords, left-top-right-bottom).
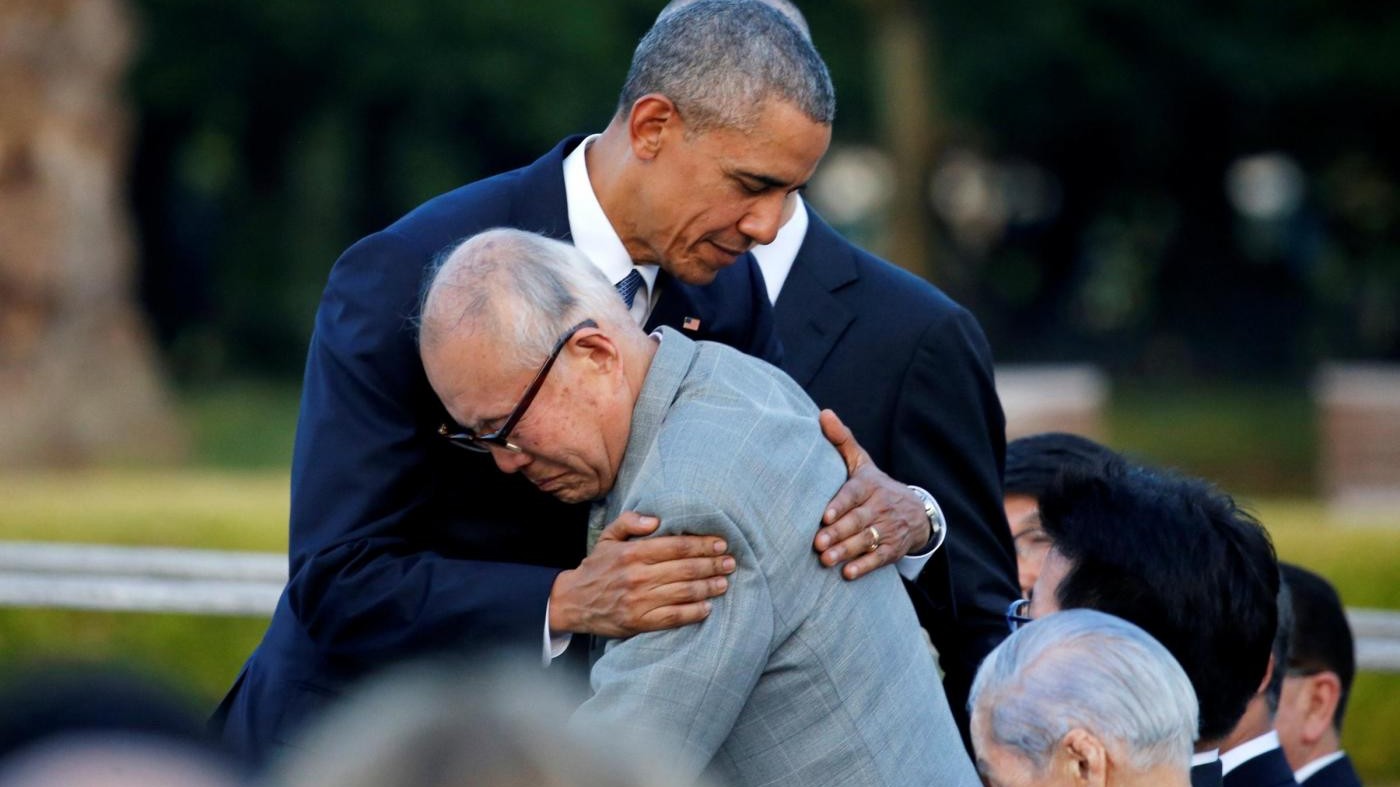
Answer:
xmin=969 ymin=608 xmax=1198 ymax=787
xmin=1002 ymin=432 xmax=1121 ymax=596
xmin=1276 ymin=563 xmax=1363 ymax=787
xmin=1028 ymin=460 xmax=1281 ymax=787
xmin=0 ymin=664 xmax=239 ymax=787
xmin=1217 ymin=585 xmax=1298 ymax=787
xmin=266 ymin=661 xmax=707 ymax=787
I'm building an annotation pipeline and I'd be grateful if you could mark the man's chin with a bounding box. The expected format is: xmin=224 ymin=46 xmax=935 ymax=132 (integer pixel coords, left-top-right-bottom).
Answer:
xmin=668 ymin=246 xmax=743 ymax=285
xmin=534 ymin=476 xmax=598 ymax=504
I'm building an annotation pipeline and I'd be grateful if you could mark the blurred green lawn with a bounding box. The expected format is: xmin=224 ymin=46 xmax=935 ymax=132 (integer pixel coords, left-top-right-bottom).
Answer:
xmin=0 ymin=382 xmax=1396 ymax=781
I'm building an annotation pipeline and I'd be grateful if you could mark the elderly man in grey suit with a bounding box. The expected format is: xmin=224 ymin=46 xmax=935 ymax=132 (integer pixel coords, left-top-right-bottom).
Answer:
xmin=418 ymin=227 xmax=977 ymax=787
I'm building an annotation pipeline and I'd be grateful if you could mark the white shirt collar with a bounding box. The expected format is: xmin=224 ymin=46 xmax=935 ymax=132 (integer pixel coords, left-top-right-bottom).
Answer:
xmin=562 ymin=134 xmax=659 ymax=324
xmin=1293 ymin=751 xmax=1346 ymax=783
xmin=1220 ymin=730 xmax=1282 ymax=775
xmin=1192 ymin=749 xmax=1221 ymax=767
xmin=749 ymin=194 xmax=809 ymax=304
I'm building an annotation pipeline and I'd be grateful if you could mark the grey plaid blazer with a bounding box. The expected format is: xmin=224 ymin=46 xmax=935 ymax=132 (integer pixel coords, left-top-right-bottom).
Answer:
xmin=574 ymin=328 xmax=978 ymax=787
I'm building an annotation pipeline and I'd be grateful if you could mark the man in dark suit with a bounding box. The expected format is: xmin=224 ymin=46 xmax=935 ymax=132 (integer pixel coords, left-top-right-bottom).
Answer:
xmin=1027 ymin=460 xmax=1282 ymax=787
xmin=753 ymin=195 xmax=1017 ymax=737
xmin=216 ymin=0 xmax=943 ymax=765
xmin=1217 ymin=584 xmax=1299 ymax=787
xmin=1276 ymin=564 xmax=1364 ymax=787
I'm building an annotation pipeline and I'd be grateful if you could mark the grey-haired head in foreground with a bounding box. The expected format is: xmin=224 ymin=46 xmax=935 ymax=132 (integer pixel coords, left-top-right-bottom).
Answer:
xmin=970 ymin=608 xmax=1198 ymax=776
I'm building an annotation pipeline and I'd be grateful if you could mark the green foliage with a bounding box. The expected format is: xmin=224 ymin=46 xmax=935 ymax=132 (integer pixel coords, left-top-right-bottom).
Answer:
xmin=180 ymin=382 xmax=301 ymax=470
xmin=1108 ymin=382 xmax=1316 ymax=495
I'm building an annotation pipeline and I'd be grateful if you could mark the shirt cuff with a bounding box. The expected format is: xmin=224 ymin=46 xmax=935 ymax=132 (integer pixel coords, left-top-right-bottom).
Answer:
xmin=543 ymin=600 xmax=573 ymax=666
xmin=895 ymin=509 xmax=947 ymax=581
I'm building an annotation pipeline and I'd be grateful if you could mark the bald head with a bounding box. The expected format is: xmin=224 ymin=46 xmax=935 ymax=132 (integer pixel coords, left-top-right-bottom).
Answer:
xmin=419 ymin=229 xmax=634 ymax=370
xmin=418 ymin=229 xmax=653 ymax=504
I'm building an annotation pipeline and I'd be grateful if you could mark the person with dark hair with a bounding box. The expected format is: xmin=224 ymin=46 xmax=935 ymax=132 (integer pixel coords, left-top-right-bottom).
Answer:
xmin=0 ymin=664 xmax=239 ymax=787
xmin=1002 ymin=432 xmax=1120 ymax=596
xmin=1027 ymin=460 xmax=1281 ymax=787
xmin=216 ymin=0 xmax=953 ymax=765
xmin=1217 ymin=584 xmax=1298 ymax=787
xmin=1275 ymin=564 xmax=1362 ymax=787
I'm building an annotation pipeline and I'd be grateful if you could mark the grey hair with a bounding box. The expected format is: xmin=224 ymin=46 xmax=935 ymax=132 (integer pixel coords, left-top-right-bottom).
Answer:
xmin=267 ymin=660 xmax=710 ymax=787
xmin=970 ymin=608 xmax=1199 ymax=774
xmin=418 ymin=228 xmax=633 ymax=368
xmin=657 ymin=0 xmax=812 ymax=41
xmin=621 ymin=0 xmax=833 ymax=133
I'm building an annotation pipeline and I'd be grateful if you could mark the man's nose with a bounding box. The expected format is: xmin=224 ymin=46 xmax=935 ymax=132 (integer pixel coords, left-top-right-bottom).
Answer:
xmin=738 ymin=193 xmax=787 ymax=246
xmin=490 ymin=445 xmax=532 ymax=474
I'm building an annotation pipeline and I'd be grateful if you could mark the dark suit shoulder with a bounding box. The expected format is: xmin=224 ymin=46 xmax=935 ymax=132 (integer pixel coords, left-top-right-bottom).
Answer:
xmin=1302 ymin=756 xmax=1362 ymax=787
xmin=1224 ymin=748 xmax=1300 ymax=787
xmin=854 ymin=250 xmax=978 ymax=342
xmin=383 ymin=167 xmax=524 ymax=253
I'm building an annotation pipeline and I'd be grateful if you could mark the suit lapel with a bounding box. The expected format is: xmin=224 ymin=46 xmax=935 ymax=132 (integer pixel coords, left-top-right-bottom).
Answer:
xmin=509 ymin=135 xmax=587 ymax=243
xmin=773 ymin=210 xmax=857 ymax=387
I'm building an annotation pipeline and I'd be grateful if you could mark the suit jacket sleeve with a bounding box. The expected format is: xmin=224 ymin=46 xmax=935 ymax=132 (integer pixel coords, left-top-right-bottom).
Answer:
xmin=891 ymin=305 xmax=1015 ymax=735
xmin=286 ymin=229 xmax=566 ymax=665
xmin=573 ymin=498 xmax=771 ymax=780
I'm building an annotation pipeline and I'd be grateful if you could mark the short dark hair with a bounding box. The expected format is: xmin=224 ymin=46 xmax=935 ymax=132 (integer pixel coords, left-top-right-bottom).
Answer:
xmin=619 ymin=0 xmax=834 ymax=133
xmin=1004 ymin=432 xmax=1121 ymax=499
xmin=1038 ymin=461 xmax=1280 ymax=744
xmin=1280 ymin=563 xmax=1356 ymax=732
xmin=1265 ymin=581 xmax=1292 ymax=715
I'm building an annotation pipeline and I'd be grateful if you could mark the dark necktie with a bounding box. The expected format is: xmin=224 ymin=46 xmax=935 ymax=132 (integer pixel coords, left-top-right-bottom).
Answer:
xmin=615 ymin=269 xmax=644 ymax=309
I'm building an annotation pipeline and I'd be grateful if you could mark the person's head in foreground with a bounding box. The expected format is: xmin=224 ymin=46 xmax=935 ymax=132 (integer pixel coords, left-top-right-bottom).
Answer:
xmin=1002 ymin=432 xmax=1121 ymax=596
xmin=266 ymin=661 xmax=701 ymax=787
xmin=599 ymin=0 xmax=833 ymax=284
xmin=1274 ymin=563 xmax=1357 ymax=775
xmin=418 ymin=228 xmax=654 ymax=504
xmin=1028 ymin=460 xmax=1280 ymax=750
xmin=970 ymin=608 xmax=1198 ymax=787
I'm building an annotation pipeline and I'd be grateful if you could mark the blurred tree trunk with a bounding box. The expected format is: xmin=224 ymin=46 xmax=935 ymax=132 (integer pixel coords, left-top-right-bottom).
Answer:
xmin=0 ymin=0 xmax=184 ymax=466
xmin=861 ymin=0 xmax=942 ymax=280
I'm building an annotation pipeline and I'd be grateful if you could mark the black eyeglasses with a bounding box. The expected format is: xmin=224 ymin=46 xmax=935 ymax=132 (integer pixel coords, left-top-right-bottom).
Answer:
xmin=1006 ymin=598 xmax=1033 ymax=633
xmin=438 ymin=319 xmax=597 ymax=453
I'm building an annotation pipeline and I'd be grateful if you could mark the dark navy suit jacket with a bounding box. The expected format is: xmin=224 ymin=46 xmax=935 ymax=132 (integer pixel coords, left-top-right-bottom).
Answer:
xmin=1196 ymin=759 xmax=1226 ymax=787
xmin=1301 ymin=755 xmax=1362 ymax=787
xmin=773 ymin=209 xmax=1016 ymax=741
xmin=214 ymin=136 xmax=779 ymax=763
xmin=1224 ymin=747 xmax=1302 ymax=787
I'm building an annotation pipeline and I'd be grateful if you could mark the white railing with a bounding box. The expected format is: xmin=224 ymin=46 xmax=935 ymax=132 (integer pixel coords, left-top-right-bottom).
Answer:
xmin=1 ymin=541 xmax=1397 ymax=672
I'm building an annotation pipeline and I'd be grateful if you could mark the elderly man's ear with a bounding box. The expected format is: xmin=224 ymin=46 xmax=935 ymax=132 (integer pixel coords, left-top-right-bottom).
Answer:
xmin=1057 ymin=728 xmax=1109 ymax=787
xmin=571 ymin=329 xmax=622 ymax=374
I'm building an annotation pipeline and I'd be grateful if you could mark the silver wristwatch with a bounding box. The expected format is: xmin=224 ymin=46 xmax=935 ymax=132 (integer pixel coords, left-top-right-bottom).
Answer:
xmin=907 ymin=485 xmax=946 ymax=554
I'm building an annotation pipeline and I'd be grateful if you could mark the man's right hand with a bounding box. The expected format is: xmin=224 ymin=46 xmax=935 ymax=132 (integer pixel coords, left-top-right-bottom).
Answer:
xmin=548 ymin=512 xmax=735 ymax=638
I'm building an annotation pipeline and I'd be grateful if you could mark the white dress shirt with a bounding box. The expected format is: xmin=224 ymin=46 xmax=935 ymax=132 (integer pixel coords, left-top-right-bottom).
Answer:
xmin=563 ymin=134 xmax=658 ymax=325
xmin=750 ymin=194 xmax=810 ymax=304
xmin=1293 ymin=751 xmax=1346 ymax=783
xmin=1220 ymin=730 xmax=1283 ymax=776
xmin=1193 ymin=749 xmax=1222 ymax=768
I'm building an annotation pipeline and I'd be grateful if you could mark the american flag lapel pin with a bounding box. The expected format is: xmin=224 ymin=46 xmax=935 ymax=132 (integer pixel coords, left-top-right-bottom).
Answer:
xmin=682 ymin=316 xmax=702 ymax=331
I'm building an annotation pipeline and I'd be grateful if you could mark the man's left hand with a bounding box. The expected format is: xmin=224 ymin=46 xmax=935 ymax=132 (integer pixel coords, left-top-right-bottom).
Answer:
xmin=814 ymin=409 xmax=932 ymax=580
